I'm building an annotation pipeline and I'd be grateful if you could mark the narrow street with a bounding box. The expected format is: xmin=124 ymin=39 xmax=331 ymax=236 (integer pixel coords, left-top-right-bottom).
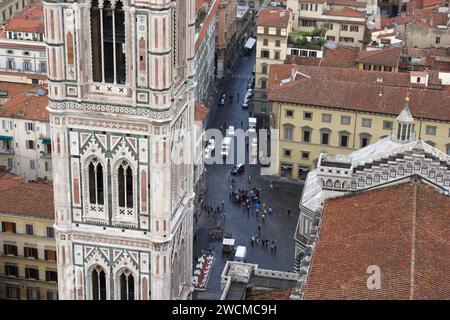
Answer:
xmin=192 ymin=49 xmax=302 ymax=299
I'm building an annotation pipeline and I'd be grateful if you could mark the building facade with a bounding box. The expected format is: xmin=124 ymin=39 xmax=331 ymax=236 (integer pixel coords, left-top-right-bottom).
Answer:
xmin=0 ymin=1 xmax=47 ymax=78
xmin=0 ymin=83 xmax=51 ymax=182
xmin=216 ymin=0 xmax=238 ymax=78
xmin=195 ymin=0 xmax=218 ymax=105
xmin=0 ymin=178 xmax=58 ymax=300
xmin=44 ymin=0 xmax=196 ymax=300
xmin=269 ymin=64 xmax=450 ymax=180
xmin=254 ymin=8 xmax=291 ymax=128
xmin=0 ymin=0 xmax=32 ymax=22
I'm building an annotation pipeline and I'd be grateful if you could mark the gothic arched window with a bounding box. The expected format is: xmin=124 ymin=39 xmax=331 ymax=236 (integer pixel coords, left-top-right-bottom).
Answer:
xmin=92 ymin=266 xmax=107 ymax=300
xmin=118 ymin=161 xmax=133 ymax=210
xmin=90 ymin=0 xmax=126 ymax=84
xmin=119 ymin=269 xmax=134 ymax=300
xmin=88 ymin=158 xmax=104 ymax=205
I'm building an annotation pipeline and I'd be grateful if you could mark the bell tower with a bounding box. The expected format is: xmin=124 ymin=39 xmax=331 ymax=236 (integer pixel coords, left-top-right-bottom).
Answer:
xmin=44 ymin=0 xmax=196 ymax=300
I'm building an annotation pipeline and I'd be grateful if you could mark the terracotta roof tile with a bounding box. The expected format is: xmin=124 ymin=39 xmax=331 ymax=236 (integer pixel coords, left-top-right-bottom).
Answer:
xmin=246 ymin=288 xmax=293 ymax=300
xmin=0 ymin=180 xmax=54 ymax=219
xmin=320 ymin=46 xmax=359 ymax=68
xmin=303 ymin=182 xmax=450 ymax=300
xmin=268 ymin=66 xmax=450 ymax=121
xmin=5 ymin=2 xmax=44 ymax=34
xmin=0 ymin=170 xmax=24 ymax=191
xmin=0 ymin=82 xmax=48 ymax=122
xmin=324 ymin=7 xmax=365 ymax=18
xmin=256 ymin=8 xmax=291 ymax=29
xmin=357 ymin=47 xmax=402 ymax=67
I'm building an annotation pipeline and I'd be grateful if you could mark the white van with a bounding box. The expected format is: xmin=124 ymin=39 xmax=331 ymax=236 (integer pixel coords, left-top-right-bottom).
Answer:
xmin=234 ymin=246 xmax=247 ymax=262
xmin=221 ymin=137 xmax=232 ymax=157
xmin=248 ymin=117 xmax=257 ymax=129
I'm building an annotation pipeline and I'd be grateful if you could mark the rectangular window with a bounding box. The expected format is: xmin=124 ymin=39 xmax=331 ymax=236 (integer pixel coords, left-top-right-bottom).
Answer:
xmin=350 ymin=25 xmax=359 ymax=32
xmin=339 ymin=37 xmax=354 ymax=43
xmin=29 ymin=160 xmax=35 ymax=170
xmin=5 ymin=264 xmax=19 ymax=277
xmin=301 ymin=20 xmax=317 ymax=27
xmin=47 ymin=227 xmax=55 ymax=238
xmin=301 ymin=3 xmax=308 ymax=10
xmin=384 ymin=66 xmax=392 ymax=72
xmin=261 ymin=50 xmax=270 ymax=58
xmin=301 ymin=151 xmax=310 ymax=160
xmin=261 ymin=64 xmax=268 ymax=74
xmin=363 ymin=64 xmax=371 ymax=70
xmin=361 ymin=136 xmax=370 ymax=148
xmin=25 ymin=122 xmax=35 ymax=131
xmin=6 ymin=285 xmax=20 ymax=299
xmin=303 ymin=112 xmax=312 ymax=120
xmin=275 ymin=40 xmax=280 ymax=47
xmin=341 ymin=24 xmax=348 ymax=31
xmin=303 ymin=130 xmax=311 ymax=143
xmin=25 ymin=267 xmax=39 ymax=280
xmin=3 ymin=244 xmax=18 ymax=256
xmin=2 ymin=221 xmax=16 ymax=233
xmin=45 ymin=249 xmax=57 ymax=262
xmin=283 ymin=149 xmax=292 ymax=157
xmin=45 ymin=162 xmax=51 ymax=172
xmin=26 ymin=140 xmax=35 ymax=149
xmin=263 ymin=38 xmax=268 ymax=46
xmin=326 ymin=35 xmax=336 ymax=41
xmin=340 ymin=134 xmax=349 ymax=147
xmin=6 ymin=58 xmax=15 ymax=69
xmin=39 ymin=62 xmax=47 ymax=73
xmin=341 ymin=116 xmax=351 ymax=125
xmin=383 ymin=120 xmax=393 ymax=130
xmin=26 ymin=224 xmax=34 ymax=235
xmin=436 ymin=37 xmax=440 ymax=44
xmin=7 ymin=158 xmax=13 ymax=170
xmin=274 ymin=51 xmax=280 ymax=60
xmin=45 ymin=270 xmax=58 ymax=282
xmin=362 ymin=118 xmax=372 ymax=128
xmin=285 ymin=110 xmax=294 ymax=117
xmin=322 ymin=113 xmax=332 ymax=123
xmin=47 ymin=291 xmax=58 ymax=300
xmin=24 ymin=247 xmax=39 ymax=259
xmin=284 ymin=126 xmax=293 ymax=140
xmin=23 ymin=60 xmax=32 ymax=71
xmin=321 ymin=132 xmax=330 ymax=145
xmin=426 ymin=126 xmax=437 ymax=135
xmin=27 ymin=288 xmax=40 ymax=300
xmin=2 ymin=120 xmax=13 ymax=130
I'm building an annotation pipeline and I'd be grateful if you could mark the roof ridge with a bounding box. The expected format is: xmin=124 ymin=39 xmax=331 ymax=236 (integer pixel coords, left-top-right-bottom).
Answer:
xmin=409 ymin=182 xmax=418 ymax=300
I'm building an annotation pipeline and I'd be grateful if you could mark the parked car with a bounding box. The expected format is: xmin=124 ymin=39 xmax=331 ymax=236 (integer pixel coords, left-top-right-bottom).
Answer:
xmin=207 ymin=138 xmax=215 ymax=151
xmin=219 ymin=93 xmax=226 ymax=106
xmin=247 ymin=88 xmax=253 ymax=97
xmin=231 ymin=163 xmax=245 ymax=175
xmin=242 ymin=95 xmax=250 ymax=108
xmin=227 ymin=126 xmax=235 ymax=137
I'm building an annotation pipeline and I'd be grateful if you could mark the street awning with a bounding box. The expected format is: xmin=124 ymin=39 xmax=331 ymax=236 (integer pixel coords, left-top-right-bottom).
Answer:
xmin=244 ymin=37 xmax=256 ymax=50
xmin=0 ymin=135 xmax=13 ymax=141
xmin=42 ymin=139 xmax=51 ymax=145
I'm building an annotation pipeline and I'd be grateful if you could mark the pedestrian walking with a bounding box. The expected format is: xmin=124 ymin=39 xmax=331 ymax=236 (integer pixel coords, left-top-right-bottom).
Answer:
xmin=262 ymin=213 xmax=266 ymax=221
xmin=274 ymin=245 xmax=277 ymax=252
xmin=251 ymin=236 xmax=255 ymax=246
xmin=241 ymin=121 xmax=243 ymax=128
xmin=258 ymin=224 xmax=261 ymax=233
xmin=288 ymin=209 xmax=291 ymax=215
xmin=268 ymin=207 xmax=272 ymax=215
xmin=222 ymin=200 xmax=225 ymax=211
xmin=248 ymin=175 xmax=252 ymax=184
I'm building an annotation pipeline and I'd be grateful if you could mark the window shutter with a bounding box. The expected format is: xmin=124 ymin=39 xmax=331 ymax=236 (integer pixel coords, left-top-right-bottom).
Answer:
xmin=1 ymin=221 xmax=5 ymax=232
xmin=12 ymin=223 xmax=16 ymax=233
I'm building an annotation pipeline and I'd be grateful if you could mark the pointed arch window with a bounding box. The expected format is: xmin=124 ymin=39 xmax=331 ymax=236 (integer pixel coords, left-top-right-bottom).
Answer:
xmin=92 ymin=266 xmax=107 ymax=300
xmin=119 ymin=269 xmax=134 ymax=300
xmin=88 ymin=158 xmax=104 ymax=205
xmin=118 ymin=160 xmax=133 ymax=211
xmin=90 ymin=0 xmax=126 ymax=84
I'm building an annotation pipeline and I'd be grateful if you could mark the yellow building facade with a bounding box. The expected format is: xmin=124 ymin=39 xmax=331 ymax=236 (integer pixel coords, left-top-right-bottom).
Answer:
xmin=0 ymin=181 xmax=57 ymax=300
xmin=274 ymin=102 xmax=450 ymax=180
